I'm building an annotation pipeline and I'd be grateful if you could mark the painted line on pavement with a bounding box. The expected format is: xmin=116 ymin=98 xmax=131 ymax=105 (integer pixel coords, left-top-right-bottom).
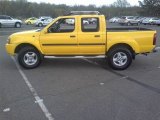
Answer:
xmin=11 ymin=56 xmax=54 ymax=120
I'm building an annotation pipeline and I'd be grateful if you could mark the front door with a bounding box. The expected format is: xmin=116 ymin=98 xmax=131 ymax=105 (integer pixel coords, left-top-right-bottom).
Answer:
xmin=39 ymin=17 xmax=78 ymax=55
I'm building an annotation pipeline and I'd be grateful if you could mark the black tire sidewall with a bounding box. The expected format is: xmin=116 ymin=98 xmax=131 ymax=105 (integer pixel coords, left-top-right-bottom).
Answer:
xmin=28 ymin=22 xmax=31 ymax=25
xmin=18 ymin=47 xmax=41 ymax=69
xmin=108 ymin=48 xmax=132 ymax=70
xmin=38 ymin=23 xmax=43 ymax=27
xmin=15 ymin=22 xmax=21 ymax=28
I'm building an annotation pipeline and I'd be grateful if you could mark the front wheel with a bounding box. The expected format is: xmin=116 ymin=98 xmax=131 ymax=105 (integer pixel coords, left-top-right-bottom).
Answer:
xmin=18 ymin=47 xmax=42 ymax=69
xmin=107 ymin=47 xmax=132 ymax=70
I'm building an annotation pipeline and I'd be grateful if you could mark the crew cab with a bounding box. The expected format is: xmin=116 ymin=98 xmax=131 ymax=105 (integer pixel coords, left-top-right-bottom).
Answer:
xmin=0 ymin=15 xmax=22 ymax=28
xmin=5 ymin=11 xmax=158 ymax=70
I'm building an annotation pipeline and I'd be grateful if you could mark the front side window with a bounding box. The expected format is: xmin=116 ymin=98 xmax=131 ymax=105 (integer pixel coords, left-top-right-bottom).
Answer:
xmin=81 ymin=17 xmax=99 ymax=32
xmin=48 ymin=18 xmax=75 ymax=33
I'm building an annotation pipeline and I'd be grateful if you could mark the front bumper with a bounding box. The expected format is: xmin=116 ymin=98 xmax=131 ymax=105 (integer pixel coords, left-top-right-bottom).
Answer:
xmin=5 ymin=43 xmax=16 ymax=56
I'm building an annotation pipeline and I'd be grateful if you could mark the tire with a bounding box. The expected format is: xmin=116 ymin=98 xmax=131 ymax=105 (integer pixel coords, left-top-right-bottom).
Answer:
xmin=18 ymin=47 xmax=42 ymax=69
xmin=38 ymin=23 xmax=43 ymax=27
xmin=137 ymin=22 xmax=140 ymax=26
xmin=15 ymin=22 xmax=21 ymax=28
xmin=107 ymin=47 xmax=132 ymax=70
xmin=0 ymin=23 xmax=1 ymax=28
xmin=127 ymin=22 xmax=131 ymax=26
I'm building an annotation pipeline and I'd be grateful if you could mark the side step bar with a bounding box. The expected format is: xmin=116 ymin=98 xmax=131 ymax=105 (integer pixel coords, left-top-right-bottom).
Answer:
xmin=44 ymin=55 xmax=106 ymax=59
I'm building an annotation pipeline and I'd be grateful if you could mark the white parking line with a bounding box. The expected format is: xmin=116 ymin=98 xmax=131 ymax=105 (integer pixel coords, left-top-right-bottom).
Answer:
xmin=83 ymin=58 xmax=99 ymax=66
xmin=11 ymin=56 xmax=54 ymax=120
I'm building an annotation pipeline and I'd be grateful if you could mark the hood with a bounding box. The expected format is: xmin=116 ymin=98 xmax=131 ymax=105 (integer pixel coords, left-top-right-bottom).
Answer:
xmin=9 ymin=29 xmax=41 ymax=44
xmin=12 ymin=29 xmax=41 ymax=36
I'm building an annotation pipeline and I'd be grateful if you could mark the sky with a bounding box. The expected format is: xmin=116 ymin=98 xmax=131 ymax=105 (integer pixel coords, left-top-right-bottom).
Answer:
xmin=28 ymin=0 xmax=140 ymax=6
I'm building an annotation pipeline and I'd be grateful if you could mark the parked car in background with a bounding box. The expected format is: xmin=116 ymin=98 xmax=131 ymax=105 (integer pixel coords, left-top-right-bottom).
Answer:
xmin=66 ymin=19 xmax=75 ymax=25
xmin=88 ymin=18 xmax=97 ymax=24
xmin=35 ymin=16 xmax=53 ymax=27
xmin=142 ymin=17 xmax=152 ymax=25
xmin=155 ymin=19 xmax=160 ymax=26
xmin=0 ymin=15 xmax=22 ymax=28
xmin=109 ymin=17 xmax=120 ymax=23
xmin=118 ymin=16 xmax=140 ymax=26
xmin=25 ymin=17 xmax=37 ymax=25
xmin=136 ymin=17 xmax=147 ymax=24
xmin=149 ymin=17 xmax=160 ymax=25
xmin=142 ymin=17 xmax=159 ymax=25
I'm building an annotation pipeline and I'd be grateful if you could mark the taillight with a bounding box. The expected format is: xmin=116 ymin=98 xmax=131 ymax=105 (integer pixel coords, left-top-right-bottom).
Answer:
xmin=153 ymin=33 xmax=157 ymax=45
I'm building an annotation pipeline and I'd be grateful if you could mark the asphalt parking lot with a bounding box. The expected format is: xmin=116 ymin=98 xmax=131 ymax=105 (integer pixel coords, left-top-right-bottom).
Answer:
xmin=0 ymin=23 xmax=160 ymax=120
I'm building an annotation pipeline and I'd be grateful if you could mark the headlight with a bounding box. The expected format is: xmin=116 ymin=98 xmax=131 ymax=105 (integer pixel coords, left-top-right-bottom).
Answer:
xmin=7 ymin=37 xmax=11 ymax=44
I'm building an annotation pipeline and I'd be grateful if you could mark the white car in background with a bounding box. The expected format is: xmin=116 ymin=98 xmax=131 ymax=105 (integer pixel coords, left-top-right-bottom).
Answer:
xmin=149 ymin=17 xmax=159 ymax=25
xmin=118 ymin=16 xmax=140 ymax=26
xmin=109 ymin=17 xmax=120 ymax=23
xmin=0 ymin=15 xmax=22 ymax=28
xmin=35 ymin=16 xmax=53 ymax=27
xmin=66 ymin=19 xmax=75 ymax=25
xmin=155 ymin=19 xmax=160 ymax=26
xmin=66 ymin=19 xmax=89 ymax=25
xmin=142 ymin=17 xmax=159 ymax=25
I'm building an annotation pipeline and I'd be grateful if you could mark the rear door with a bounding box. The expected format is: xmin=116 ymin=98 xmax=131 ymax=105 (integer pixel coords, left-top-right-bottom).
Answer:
xmin=5 ymin=16 xmax=14 ymax=27
xmin=78 ymin=16 xmax=105 ymax=55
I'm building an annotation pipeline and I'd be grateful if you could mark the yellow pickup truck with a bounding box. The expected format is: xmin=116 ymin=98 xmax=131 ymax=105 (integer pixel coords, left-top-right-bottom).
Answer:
xmin=6 ymin=11 xmax=158 ymax=70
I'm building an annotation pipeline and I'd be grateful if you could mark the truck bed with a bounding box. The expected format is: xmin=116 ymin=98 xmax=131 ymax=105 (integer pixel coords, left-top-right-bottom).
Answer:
xmin=107 ymin=27 xmax=156 ymax=54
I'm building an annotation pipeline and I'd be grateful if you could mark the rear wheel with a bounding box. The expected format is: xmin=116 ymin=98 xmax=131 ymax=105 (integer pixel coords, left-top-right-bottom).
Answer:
xmin=127 ymin=22 xmax=131 ymax=26
xmin=18 ymin=47 xmax=42 ymax=69
xmin=38 ymin=23 xmax=43 ymax=27
xmin=27 ymin=21 xmax=31 ymax=25
xmin=0 ymin=23 xmax=1 ymax=28
xmin=107 ymin=47 xmax=133 ymax=70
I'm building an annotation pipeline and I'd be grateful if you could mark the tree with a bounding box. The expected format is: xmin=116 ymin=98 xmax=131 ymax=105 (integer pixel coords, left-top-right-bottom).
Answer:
xmin=111 ymin=0 xmax=131 ymax=8
xmin=139 ymin=0 xmax=160 ymax=16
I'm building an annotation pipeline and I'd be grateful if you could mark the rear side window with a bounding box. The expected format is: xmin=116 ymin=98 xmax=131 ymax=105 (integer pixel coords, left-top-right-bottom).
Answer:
xmin=5 ymin=16 xmax=12 ymax=20
xmin=81 ymin=18 xmax=99 ymax=32
xmin=0 ymin=16 xmax=6 ymax=19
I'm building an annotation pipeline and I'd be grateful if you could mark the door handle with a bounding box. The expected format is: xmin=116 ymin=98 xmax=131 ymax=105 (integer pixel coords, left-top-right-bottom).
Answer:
xmin=94 ymin=35 xmax=100 ymax=38
xmin=70 ymin=35 xmax=76 ymax=38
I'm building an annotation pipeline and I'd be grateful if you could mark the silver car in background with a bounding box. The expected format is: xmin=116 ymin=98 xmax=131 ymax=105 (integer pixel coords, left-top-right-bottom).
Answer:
xmin=109 ymin=17 xmax=120 ymax=23
xmin=155 ymin=19 xmax=160 ymax=26
xmin=118 ymin=16 xmax=140 ymax=26
xmin=35 ymin=16 xmax=53 ymax=27
xmin=142 ymin=17 xmax=159 ymax=25
xmin=0 ymin=15 xmax=22 ymax=28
